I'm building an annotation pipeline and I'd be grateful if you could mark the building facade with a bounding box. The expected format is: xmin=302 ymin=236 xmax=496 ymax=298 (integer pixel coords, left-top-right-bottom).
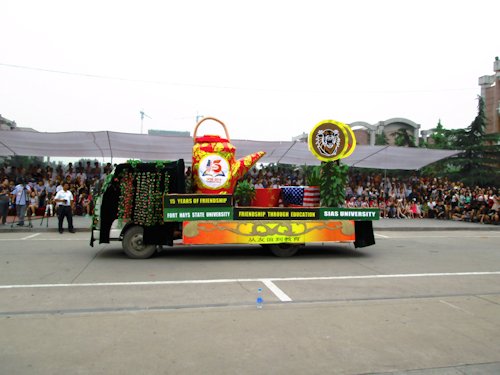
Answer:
xmin=293 ymin=118 xmax=422 ymax=146
xmin=478 ymin=57 xmax=500 ymax=135
xmin=0 ymin=114 xmax=17 ymax=130
xmin=349 ymin=118 xmax=421 ymax=146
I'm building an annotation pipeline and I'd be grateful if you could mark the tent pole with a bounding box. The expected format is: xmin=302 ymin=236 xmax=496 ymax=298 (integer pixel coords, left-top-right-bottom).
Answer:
xmin=106 ymin=131 xmax=113 ymax=165
xmin=384 ymin=168 xmax=387 ymax=194
xmin=276 ymin=141 xmax=297 ymax=164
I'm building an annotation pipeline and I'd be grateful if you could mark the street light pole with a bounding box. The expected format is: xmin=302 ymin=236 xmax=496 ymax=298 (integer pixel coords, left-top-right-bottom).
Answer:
xmin=140 ymin=110 xmax=152 ymax=134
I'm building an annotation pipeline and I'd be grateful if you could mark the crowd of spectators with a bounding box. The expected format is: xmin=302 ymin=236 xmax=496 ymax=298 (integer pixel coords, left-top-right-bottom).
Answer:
xmin=0 ymin=161 xmax=114 ymax=221
xmin=243 ymin=165 xmax=500 ymax=225
xmin=1 ymin=161 xmax=499 ymax=226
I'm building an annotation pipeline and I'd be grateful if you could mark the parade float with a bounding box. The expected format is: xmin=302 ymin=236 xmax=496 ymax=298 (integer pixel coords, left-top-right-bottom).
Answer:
xmin=90 ymin=117 xmax=378 ymax=258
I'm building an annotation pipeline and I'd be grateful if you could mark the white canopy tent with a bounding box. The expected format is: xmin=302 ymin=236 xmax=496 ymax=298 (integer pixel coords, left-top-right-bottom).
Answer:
xmin=0 ymin=130 xmax=460 ymax=170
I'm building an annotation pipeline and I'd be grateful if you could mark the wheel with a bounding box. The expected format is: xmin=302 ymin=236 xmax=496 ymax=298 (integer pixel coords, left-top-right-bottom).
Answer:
xmin=122 ymin=226 xmax=156 ymax=259
xmin=263 ymin=243 xmax=301 ymax=257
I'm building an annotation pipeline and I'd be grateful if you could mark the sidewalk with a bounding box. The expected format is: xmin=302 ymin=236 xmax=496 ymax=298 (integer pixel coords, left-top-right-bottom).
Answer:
xmin=0 ymin=215 xmax=498 ymax=233
xmin=373 ymin=217 xmax=500 ymax=231
xmin=0 ymin=214 xmax=93 ymax=233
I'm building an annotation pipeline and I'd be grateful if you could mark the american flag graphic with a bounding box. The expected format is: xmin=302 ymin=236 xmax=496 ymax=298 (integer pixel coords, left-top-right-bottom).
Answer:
xmin=303 ymin=186 xmax=320 ymax=207
xmin=282 ymin=186 xmax=320 ymax=207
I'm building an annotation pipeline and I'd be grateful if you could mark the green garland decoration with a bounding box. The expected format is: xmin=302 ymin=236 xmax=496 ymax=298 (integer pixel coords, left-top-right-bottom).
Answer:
xmin=133 ymin=172 xmax=147 ymax=225
xmin=100 ymin=172 xmax=115 ymax=195
xmin=117 ymin=171 xmax=135 ymax=227
xmin=320 ymin=161 xmax=349 ymax=207
xmin=127 ymin=159 xmax=140 ymax=168
xmin=132 ymin=171 xmax=170 ymax=226
xmin=92 ymin=163 xmax=172 ymax=231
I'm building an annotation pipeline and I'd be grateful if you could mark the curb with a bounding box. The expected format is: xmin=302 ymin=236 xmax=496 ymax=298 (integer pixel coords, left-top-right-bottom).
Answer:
xmin=0 ymin=227 xmax=89 ymax=233
xmin=0 ymin=216 xmax=92 ymax=233
xmin=1 ymin=225 xmax=498 ymax=234
xmin=1 ymin=217 xmax=498 ymax=234
xmin=373 ymin=226 xmax=499 ymax=232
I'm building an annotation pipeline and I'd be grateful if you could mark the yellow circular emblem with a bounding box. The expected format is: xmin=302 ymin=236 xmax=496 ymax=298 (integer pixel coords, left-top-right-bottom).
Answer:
xmin=308 ymin=120 xmax=356 ymax=161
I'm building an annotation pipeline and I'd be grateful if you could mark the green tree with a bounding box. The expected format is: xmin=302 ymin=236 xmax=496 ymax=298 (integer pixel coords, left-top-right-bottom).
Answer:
xmin=429 ymin=119 xmax=449 ymax=149
xmin=375 ymin=131 xmax=388 ymax=145
xmin=427 ymin=119 xmax=461 ymax=150
xmin=449 ymin=96 xmax=500 ymax=186
xmin=391 ymin=128 xmax=416 ymax=147
xmin=5 ymin=155 xmax=44 ymax=167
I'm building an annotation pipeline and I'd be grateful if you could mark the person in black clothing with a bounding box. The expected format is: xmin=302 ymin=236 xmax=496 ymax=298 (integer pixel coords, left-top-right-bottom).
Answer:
xmin=434 ymin=200 xmax=446 ymax=219
xmin=0 ymin=179 xmax=10 ymax=224
xmin=407 ymin=188 xmax=419 ymax=203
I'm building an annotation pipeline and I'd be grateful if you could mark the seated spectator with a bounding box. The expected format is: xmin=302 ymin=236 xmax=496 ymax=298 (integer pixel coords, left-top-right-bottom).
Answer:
xmin=360 ymin=196 xmax=370 ymax=208
xmin=387 ymin=197 xmax=396 ymax=218
xmin=77 ymin=179 xmax=88 ymax=196
xmin=463 ymin=207 xmax=474 ymax=222
xmin=427 ymin=199 xmax=436 ymax=218
xmin=489 ymin=207 xmax=499 ymax=225
xmin=421 ymin=200 xmax=429 ymax=218
xmin=346 ymin=197 xmax=356 ymax=208
xmin=476 ymin=203 xmax=491 ymax=224
xmin=253 ymin=179 xmax=265 ymax=189
xmin=410 ymin=199 xmax=422 ymax=218
xmin=378 ymin=199 xmax=387 ymax=218
xmin=45 ymin=196 xmax=55 ymax=217
xmin=402 ymin=200 xmax=412 ymax=218
xmin=354 ymin=196 xmax=363 ymax=208
xmin=27 ymin=190 xmax=39 ymax=217
xmin=434 ymin=200 xmax=446 ymax=219
xmin=451 ymin=206 xmax=464 ymax=221
xmin=444 ymin=200 xmax=453 ymax=220
xmin=77 ymin=192 xmax=92 ymax=216
xmin=395 ymin=199 xmax=407 ymax=219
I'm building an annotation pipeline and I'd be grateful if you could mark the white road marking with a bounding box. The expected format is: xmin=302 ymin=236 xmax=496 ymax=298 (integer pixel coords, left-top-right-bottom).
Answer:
xmin=0 ymin=238 xmax=88 ymax=241
xmin=0 ymin=271 xmax=499 ymax=290
xmin=439 ymin=300 xmax=474 ymax=315
xmin=1 ymin=233 xmax=498 ymax=242
xmin=262 ymin=279 xmax=293 ymax=302
xmin=375 ymin=234 xmax=500 ymax=239
xmin=21 ymin=233 xmax=40 ymax=240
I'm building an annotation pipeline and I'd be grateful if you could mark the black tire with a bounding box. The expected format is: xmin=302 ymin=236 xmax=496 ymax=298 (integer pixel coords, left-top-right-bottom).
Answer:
xmin=122 ymin=226 xmax=156 ymax=259
xmin=263 ymin=243 xmax=301 ymax=257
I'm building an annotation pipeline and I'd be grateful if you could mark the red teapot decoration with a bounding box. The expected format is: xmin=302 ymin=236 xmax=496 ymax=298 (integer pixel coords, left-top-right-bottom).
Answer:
xmin=192 ymin=117 xmax=265 ymax=194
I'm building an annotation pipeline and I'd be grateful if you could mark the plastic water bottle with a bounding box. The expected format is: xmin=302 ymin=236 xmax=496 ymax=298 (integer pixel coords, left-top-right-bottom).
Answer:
xmin=256 ymin=288 xmax=263 ymax=309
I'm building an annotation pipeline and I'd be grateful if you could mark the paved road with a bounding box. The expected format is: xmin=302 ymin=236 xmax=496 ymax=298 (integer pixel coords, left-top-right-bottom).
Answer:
xmin=1 ymin=215 xmax=499 ymax=233
xmin=0 ymin=229 xmax=499 ymax=374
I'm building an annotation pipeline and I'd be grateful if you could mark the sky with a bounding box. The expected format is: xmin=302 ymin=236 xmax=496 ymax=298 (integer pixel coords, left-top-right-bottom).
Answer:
xmin=1 ymin=0 xmax=499 ymax=142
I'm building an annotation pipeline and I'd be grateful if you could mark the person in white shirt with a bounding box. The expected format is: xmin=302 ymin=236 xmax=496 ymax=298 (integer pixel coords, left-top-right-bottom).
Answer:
xmin=76 ymin=169 xmax=87 ymax=184
xmin=54 ymin=183 xmax=75 ymax=233
xmin=11 ymin=178 xmax=31 ymax=226
xmin=253 ymin=179 xmax=264 ymax=189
